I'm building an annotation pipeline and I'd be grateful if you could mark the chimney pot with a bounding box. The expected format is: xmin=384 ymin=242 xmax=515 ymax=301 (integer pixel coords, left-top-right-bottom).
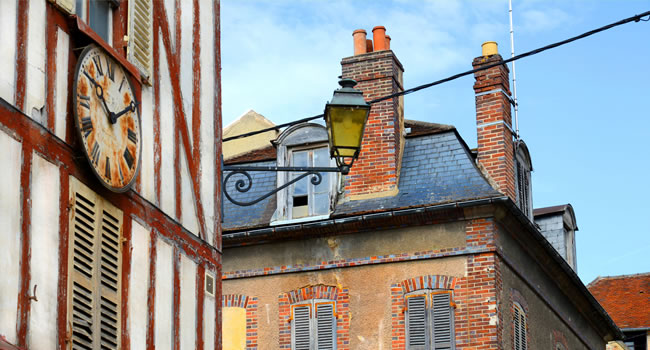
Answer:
xmin=353 ymin=29 xmax=367 ymax=55
xmin=366 ymin=39 xmax=373 ymax=53
xmin=372 ymin=26 xmax=387 ymax=51
xmin=385 ymin=35 xmax=391 ymax=50
xmin=481 ymin=41 xmax=498 ymax=57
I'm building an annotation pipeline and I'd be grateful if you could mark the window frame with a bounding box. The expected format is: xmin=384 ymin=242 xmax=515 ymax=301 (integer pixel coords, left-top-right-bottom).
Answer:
xmin=287 ymin=144 xmax=332 ymax=220
xmin=405 ymin=289 xmax=455 ymax=350
xmin=76 ymin=0 xmax=117 ymax=45
xmin=514 ymin=141 xmax=533 ymax=219
xmin=513 ymin=302 xmax=528 ymax=350
xmin=290 ymin=299 xmax=337 ymax=350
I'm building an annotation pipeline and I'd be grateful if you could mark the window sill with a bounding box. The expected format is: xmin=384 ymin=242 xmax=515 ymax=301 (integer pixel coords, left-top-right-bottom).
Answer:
xmin=270 ymin=214 xmax=331 ymax=227
xmin=69 ymin=15 xmax=144 ymax=85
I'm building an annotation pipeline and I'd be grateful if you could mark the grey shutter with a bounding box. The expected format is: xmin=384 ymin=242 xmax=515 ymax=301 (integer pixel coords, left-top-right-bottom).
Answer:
xmin=70 ymin=189 xmax=98 ymax=349
xmin=407 ymin=295 xmax=427 ymax=350
xmin=99 ymin=206 xmax=122 ymax=349
xmin=431 ymin=293 xmax=453 ymax=350
xmin=514 ymin=305 xmax=522 ymax=350
xmin=519 ymin=310 xmax=527 ymax=350
xmin=293 ymin=305 xmax=311 ymax=350
xmin=316 ymin=303 xmax=335 ymax=350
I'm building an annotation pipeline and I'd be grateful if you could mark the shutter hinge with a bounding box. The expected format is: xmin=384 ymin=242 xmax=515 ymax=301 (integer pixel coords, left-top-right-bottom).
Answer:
xmin=121 ymin=237 xmax=128 ymax=245
xmin=65 ymin=320 xmax=72 ymax=343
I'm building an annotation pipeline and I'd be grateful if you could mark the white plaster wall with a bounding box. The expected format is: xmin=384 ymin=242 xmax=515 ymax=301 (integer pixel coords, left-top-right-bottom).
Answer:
xmin=163 ymin=0 xmax=175 ymax=49
xmin=0 ymin=131 xmax=22 ymax=343
xmin=159 ymin=35 xmax=176 ymax=218
xmin=154 ymin=238 xmax=173 ymax=350
xmin=28 ymin=152 xmax=60 ymax=349
xmin=0 ymin=0 xmax=16 ymax=104
xmin=180 ymin=0 xmax=193 ymax=147
xmin=179 ymin=254 xmax=197 ymax=350
xmin=129 ymin=219 xmax=150 ymax=350
xmin=54 ymin=28 xmax=69 ymax=141
xmin=199 ymin=0 xmax=216 ymax=246
xmin=139 ymin=86 xmax=155 ymax=203
xmin=203 ymin=276 xmax=216 ymax=350
xmin=25 ymin=0 xmax=46 ymax=123
xmin=180 ymin=143 xmax=199 ymax=235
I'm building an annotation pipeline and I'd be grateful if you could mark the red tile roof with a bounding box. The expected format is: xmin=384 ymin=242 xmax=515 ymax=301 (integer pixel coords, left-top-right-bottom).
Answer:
xmin=587 ymin=273 xmax=650 ymax=329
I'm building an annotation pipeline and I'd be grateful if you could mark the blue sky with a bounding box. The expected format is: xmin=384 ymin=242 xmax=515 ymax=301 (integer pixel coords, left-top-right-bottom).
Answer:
xmin=220 ymin=0 xmax=650 ymax=285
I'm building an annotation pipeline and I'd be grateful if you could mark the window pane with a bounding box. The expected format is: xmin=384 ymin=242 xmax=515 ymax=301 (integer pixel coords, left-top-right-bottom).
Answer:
xmin=313 ymin=193 xmax=329 ymax=215
xmin=313 ymin=147 xmax=329 ymax=167
xmin=292 ymin=151 xmax=309 ymax=167
xmin=89 ymin=0 xmax=110 ymax=43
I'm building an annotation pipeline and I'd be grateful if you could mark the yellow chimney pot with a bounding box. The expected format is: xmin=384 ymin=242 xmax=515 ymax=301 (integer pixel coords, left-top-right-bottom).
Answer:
xmin=481 ymin=41 xmax=498 ymax=57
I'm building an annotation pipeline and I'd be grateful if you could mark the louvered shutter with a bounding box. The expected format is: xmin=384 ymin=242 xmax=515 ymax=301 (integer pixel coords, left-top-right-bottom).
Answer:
xmin=98 ymin=204 xmax=122 ymax=349
xmin=69 ymin=178 xmax=122 ymax=349
xmin=128 ymin=0 xmax=152 ymax=78
xmin=519 ymin=309 xmax=527 ymax=350
xmin=431 ymin=293 xmax=453 ymax=350
xmin=513 ymin=304 xmax=526 ymax=350
xmin=292 ymin=305 xmax=311 ymax=350
xmin=315 ymin=302 xmax=335 ymax=350
xmin=406 ymin=295 xmax=427 ymax=350
xmin=70 ymin=186 xmax=99 ymax=350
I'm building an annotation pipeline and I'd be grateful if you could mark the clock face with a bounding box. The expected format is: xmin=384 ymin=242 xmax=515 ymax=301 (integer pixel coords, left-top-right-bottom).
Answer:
xmin=73 ymin=45 xmax=141 ymax=192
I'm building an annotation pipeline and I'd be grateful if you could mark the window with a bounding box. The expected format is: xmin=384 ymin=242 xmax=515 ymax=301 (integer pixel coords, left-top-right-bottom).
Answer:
xmin=405 ymin=290 xmax=455 ymax=350
xmin=291 ymin=300 xmax=336 ymax=350
xmin=513 ymin=303 xmax=527 ymax=350
xmin=514 ymin=140 xmax=533 ymax=219
xmin=289 ymin=147 xmax=331 ymax=219
xmin=76 ymin=0 xmax=118 ymax=43
xmin=68 ymin=177 xmax=123 ymax=349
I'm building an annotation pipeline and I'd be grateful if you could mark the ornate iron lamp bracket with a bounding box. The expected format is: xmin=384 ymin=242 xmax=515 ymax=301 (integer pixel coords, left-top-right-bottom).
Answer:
xmin=222 ymin=165 xmax=341 ymax=207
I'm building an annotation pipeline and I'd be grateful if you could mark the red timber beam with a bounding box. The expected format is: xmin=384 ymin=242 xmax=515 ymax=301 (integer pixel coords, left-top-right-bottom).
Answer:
xmin=14 ymin=0 xmax=29 ymax=111
xmin=145 ymin=229 xmax=157 ymax=350
xmin=56 ymin=169 xmax=70 ymax=349
xmin=154 ymin=4 xmax=208 ymax=240
xmin=16 ymin=135 xmax=33 ymax=348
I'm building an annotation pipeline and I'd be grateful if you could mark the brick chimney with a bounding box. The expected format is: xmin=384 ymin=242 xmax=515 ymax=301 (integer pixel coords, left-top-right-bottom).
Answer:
xmin=341 ymin=26 xmax=405 ymax=199
xmin=473 ymin=41 xmax=516 ymax=201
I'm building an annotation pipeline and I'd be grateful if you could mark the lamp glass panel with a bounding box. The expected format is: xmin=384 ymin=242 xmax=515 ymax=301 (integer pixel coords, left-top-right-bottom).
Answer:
xmin=328 ymin=106 xmax=368 ymax=157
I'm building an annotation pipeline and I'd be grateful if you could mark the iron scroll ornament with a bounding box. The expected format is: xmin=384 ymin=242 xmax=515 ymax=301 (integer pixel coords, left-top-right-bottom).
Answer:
xmin=222 ymin=165 xmax=341 ymax=207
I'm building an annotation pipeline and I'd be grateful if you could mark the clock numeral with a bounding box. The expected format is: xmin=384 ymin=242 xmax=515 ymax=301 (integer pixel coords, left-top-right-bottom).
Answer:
xmin=118 ymin=162 xmax=124 ymax=183
xmin=90 ymin=142 xmax=101 ymax=166
xmin=123 ymin=148 xmax=134 ymax=169
xmin=105 ymin=156 xmax=111 ymax=181
xmin=81 ymin=117 xmax=93 ymax=138
xmin=127 ymin=128 xmax=138 ymax=144
xmin=93 ymin=56 xmax=104 ymax=76
xmin=78 ymin=94 xmax=90 ymax=110
xmin=106 ymin=57 xmax=115 ymax=82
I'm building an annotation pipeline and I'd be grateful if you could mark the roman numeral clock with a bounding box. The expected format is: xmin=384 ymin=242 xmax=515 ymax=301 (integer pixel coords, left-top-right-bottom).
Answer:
xmin=73 ymin=45 xmax=141 ymax=192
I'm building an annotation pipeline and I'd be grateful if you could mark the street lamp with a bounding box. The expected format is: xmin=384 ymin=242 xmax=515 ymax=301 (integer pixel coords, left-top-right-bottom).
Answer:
xmin=222 ymin=79 xmax=370 ymax=207
xmin=324 ymin=79 xmax=370 ymax=175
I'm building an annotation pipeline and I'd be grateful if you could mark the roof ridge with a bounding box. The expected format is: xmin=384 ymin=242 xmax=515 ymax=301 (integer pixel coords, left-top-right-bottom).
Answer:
xmin=588 ymin=272 xmax=650 ymax=286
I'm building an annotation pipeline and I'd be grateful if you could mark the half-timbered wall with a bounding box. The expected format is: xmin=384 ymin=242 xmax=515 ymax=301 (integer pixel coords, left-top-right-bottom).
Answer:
xmin=0 ymin=0 xmax=222 ymax=349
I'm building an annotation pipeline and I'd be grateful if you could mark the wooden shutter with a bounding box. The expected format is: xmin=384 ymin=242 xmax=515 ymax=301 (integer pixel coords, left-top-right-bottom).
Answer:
xmin=128 ymin=0 xmax=152 ymax=78
xmin=315 ymin=302 xmax=335 ymax=350
xmin=513 ymin=303 xmax=527 ymax=350
xmin=431 ymin=292 xmax=453 ymax=350
xmin=68 ymin=177 xmax=122 ymax=349
xmin=406 ymin=295 xmax=427 ymax=350
xmin=292 ymin=305 xmax=311 ymax=350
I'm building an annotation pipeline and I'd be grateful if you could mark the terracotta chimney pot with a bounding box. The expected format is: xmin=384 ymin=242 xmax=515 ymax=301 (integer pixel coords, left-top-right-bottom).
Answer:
xmin=366 ymin=39 xmax=373 ymax=53
xmin=353 ymin=29 xmax=367 ymax=55
xmin=372 ymin=26 xmax=387 ymax=51
xmin=385 ymin=35 xmax=391 ymax=50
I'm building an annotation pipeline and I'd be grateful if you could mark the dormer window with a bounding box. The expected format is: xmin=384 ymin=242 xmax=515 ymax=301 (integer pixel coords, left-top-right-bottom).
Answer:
xmin=273 ymin=123 xmax=338 ymax=223
xmin=514 ymin=140 xmax=533 ymax=219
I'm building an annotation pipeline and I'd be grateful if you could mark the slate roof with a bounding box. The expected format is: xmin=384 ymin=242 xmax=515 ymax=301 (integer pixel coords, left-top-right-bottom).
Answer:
xmin=587 ymin=273 xmax=650 ymax=330
xmin=223 ymin=128 xmax=500 ymax=230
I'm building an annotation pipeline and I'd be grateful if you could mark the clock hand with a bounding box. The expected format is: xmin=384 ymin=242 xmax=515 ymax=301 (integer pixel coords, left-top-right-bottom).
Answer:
xmin=110 ymin=100 xmax=140 ymax=124
xmin=83 ymin=70 xmax=113 ymax=118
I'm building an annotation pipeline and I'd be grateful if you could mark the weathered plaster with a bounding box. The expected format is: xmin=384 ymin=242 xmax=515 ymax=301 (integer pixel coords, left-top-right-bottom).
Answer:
xmin=25 ymin=0 xmax=46 ymax=123
xmin=155 ymin=239 xmax=174 ymax=349
xmin=0 ymin=0 xmax=17 ymax=104
xmin=179 ymin=0 xmax=193 ymax=146
xmin=27 ymin=152 xmax=60 ymax=349
xmin=0 ymin=131 xmax=21 ymax=343
xmin=204 ymin=274 xmax=217 ymax=349
xmin=222 ymin=257 xmax=466 ymax=350
xmin=129 ymin=219 xmax=150 ymax=350
xmin=181 ymin=143 xmax=199 ymax=235
xmin=180 ymin=254 xmax=197 ymax=349
xmin=158 ymin=35 xmax=176 ymax=218
xmin=53 ymin=28 xmax=69 ymax=140
xmin=140 ymin=86 xmax=155 ymax=203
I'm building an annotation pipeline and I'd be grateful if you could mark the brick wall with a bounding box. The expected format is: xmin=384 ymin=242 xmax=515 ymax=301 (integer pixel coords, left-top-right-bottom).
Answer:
xmin=341 ymin=48 xmax=405 ymax=198
xmin=473 ymin=53 xmax=516 ymax=201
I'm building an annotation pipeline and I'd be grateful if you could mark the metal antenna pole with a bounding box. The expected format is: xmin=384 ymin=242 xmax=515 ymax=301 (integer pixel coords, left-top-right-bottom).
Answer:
xmin=509 ymin=0 xmax=520 ymax=140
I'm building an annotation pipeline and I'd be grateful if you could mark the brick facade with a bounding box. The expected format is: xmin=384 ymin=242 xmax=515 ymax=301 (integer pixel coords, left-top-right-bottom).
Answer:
xmin=341 ymin=46 xmax=405 ymax=198
xmin=473 ymin=54 xmax=517 ymax=201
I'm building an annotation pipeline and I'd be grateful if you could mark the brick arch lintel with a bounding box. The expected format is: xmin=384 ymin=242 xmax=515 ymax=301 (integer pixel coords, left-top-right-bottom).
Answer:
xmin=222 ymin=294 xmax=250 ymax=308
xmin=399 ymin=275 xmax=458 ymax=294
xmin=285 ymin=284 xmax=339 ymax=304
